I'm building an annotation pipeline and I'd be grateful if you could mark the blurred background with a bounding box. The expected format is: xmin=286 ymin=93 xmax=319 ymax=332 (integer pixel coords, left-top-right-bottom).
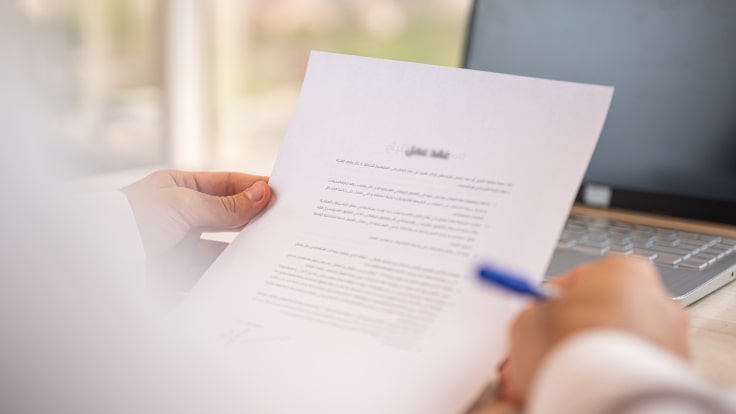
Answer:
xmin=18 ymin=0 xmax=471 ymax=176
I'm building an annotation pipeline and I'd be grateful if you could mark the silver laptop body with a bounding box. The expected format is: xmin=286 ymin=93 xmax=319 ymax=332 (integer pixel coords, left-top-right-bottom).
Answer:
xmin=464 ymin=0 xmax=736 ymax=305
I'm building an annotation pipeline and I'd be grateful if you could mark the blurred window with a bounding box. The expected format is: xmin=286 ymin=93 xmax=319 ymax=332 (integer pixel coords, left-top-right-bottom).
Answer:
xmin=20 ymin=0 xmax=163 ymax=174
xmin=19 ymin=0 xmax=471 ymax=174
xmin=212 ymin=0 xmax=472 ymax=172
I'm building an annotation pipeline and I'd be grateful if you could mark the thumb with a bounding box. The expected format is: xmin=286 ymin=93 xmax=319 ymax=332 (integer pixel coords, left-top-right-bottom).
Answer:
xmin=184 ymin=180 xmax=271 ymax=230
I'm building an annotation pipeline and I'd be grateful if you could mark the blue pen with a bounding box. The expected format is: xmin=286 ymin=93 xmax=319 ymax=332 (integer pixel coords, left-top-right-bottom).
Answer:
xmin=478 ymin=266 xmax=560 ymax=300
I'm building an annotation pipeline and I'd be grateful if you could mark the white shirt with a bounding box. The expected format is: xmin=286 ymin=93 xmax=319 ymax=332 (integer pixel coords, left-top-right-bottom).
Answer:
xmin=528 ymin=330 xmax=736 ymax=414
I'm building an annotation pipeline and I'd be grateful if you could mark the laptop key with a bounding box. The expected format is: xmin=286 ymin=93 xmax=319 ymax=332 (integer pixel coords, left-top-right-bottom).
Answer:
xmin=560 ymin=232 xmax=583 ymax=242
xmin=609 ymin=240 xmax=634 ymax=252
xmin=695 ymin=253 xmax=720 ymax=263
xmin=610 ymin=236 xmax=632 ymax=245
xmin=610 ymin=227 xmax=631 ymax=234
xmin=649 ymin=245 xmax=692 ymax=260
xmin=565 ymin=224 xmax=586 ymax=232
xmin=632 ymin=249 xmax=658 ymax=261
xmin=702 ymin=247 xmax=727 ymax=259
xmin=632 ymin=230 xmax=654 ymax=239
xmin=587 ymin=230 xmax=609 ymax=239
xmin=557 ymin=240 xmax=577 ymax=249
xmin=632 ymin=239 xmax=654 ymax=249
xmin=611 ymin=221 xmax=633 ymax=229
xmin=653 ymin=239 xmax=680 ymax=247
xmin=572 ymin=245 xmax=609 ymax=255
xmin=700 ymin=235 xmax=721 ymax=243
xmin=654 ymin=253 xmax=682 ymax=266
xmin=678 ymin=231 xmax=700 ymax=239
xmin=655 ymin=232 xmax=677 ymax=241
xmin=609 ymin=247 xmax=634 ymax=255
xmin=677 ymin=242 xmax=705 ymax=254
xmin=679 ymin=258 xmax=709 ymax=271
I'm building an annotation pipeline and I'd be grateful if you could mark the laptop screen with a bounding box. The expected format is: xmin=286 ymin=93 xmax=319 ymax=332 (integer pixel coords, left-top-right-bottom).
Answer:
xmin=464 ymin=0 xmax=736 ymax=224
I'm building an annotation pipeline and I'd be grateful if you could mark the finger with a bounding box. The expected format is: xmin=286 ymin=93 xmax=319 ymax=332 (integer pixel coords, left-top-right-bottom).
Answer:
xmin=668 ymin=301 xmax=691 ymax=359
xmin=181 ymin=180 xmax=272 ymax=229
xmin=497 ymin=359 xmax=516 ymax=402
xmin=504 ymin=304 xmax=549 ymax=404
xmin=167 ymin=170 xmax=269 ymax=196
xmin=547 ymin=258 xmax=607 ymax=289
xmin=546 ymin=261 xmax=590 ymax=290
xmin=600 ymin=254 xmax=665 ymax=292
xmin=498 ymin=356 xmax=525 ymax=406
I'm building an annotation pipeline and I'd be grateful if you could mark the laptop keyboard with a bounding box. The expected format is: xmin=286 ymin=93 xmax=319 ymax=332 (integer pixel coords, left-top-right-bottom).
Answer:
xmin=557 ymin=214 xmax=736 ymax=271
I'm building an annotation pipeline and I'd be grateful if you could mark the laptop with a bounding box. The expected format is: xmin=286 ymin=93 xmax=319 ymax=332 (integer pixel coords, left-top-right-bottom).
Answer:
xmin=463 ymin=0 xmax=736 ymax=305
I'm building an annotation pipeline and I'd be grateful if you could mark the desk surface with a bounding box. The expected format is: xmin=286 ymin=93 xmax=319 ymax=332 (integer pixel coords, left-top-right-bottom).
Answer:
xmin=690 ymin=279 xmax=736 ymax=385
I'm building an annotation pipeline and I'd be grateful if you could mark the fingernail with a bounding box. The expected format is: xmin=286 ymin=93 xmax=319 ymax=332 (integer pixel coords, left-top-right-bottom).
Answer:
xmin=245 ymin=181 xmax=266 ymax=202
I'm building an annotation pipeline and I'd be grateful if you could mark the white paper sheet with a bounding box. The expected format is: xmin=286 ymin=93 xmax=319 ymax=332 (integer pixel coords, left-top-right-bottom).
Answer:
xmin=176 ymin=52 xmax=613 ymax=414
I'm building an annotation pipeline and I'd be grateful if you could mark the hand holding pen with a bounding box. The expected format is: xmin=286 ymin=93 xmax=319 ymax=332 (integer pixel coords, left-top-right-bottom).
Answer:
xmin=476 ymin=256 xmax=690 ymax=407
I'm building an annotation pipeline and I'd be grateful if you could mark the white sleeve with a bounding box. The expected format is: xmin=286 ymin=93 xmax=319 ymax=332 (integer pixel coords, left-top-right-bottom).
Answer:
xmin=63 ymin=190 xmax=146 ymax=294
xmin=526 ymin=330 xmax=736 ymax=414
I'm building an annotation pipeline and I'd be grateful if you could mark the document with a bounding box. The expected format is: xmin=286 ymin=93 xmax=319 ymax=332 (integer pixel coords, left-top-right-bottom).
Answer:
xmin=177 ymin=52 xmax=613 ymax=413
